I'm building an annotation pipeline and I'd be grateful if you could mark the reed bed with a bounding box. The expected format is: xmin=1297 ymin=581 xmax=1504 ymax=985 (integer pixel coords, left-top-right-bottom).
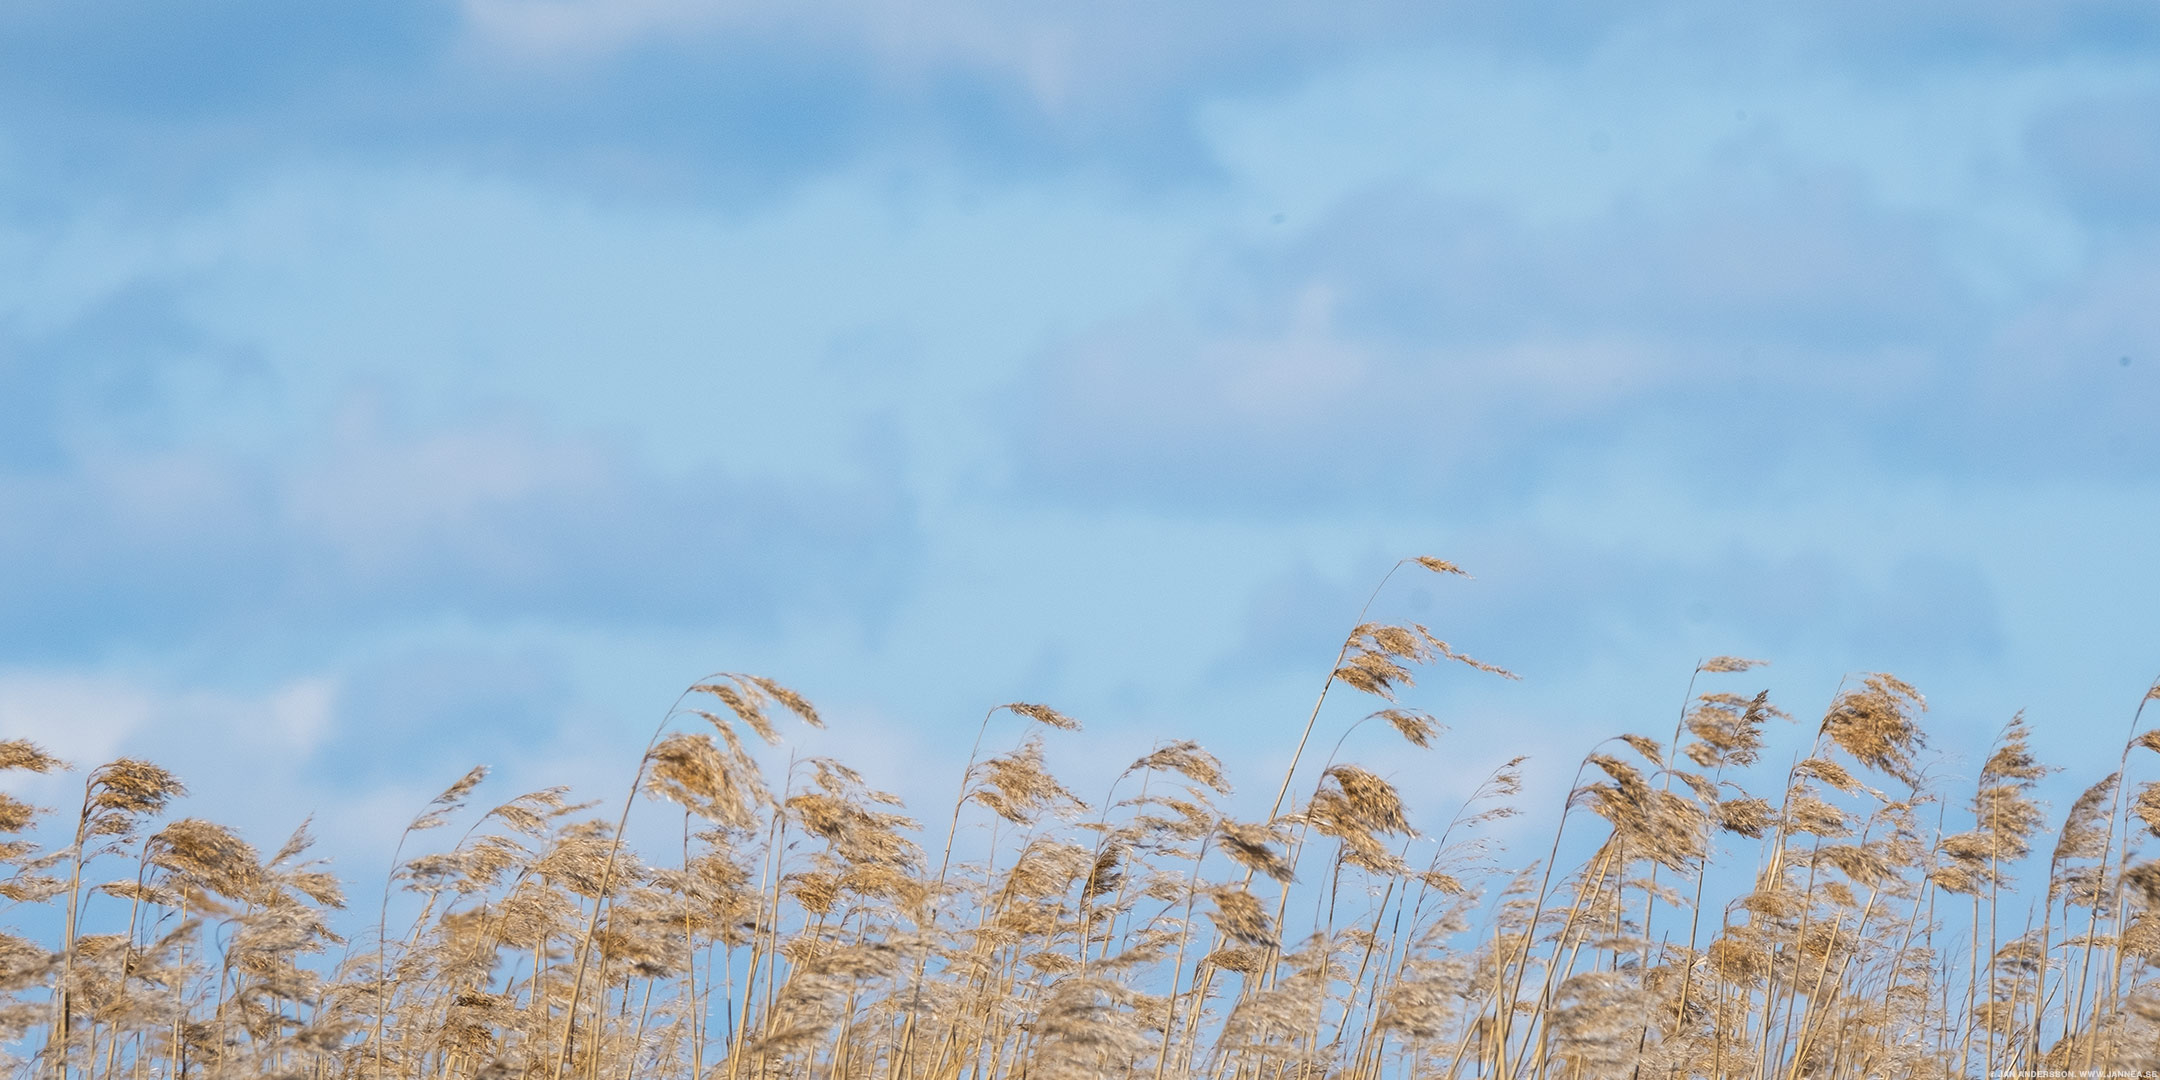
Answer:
xmin=5 ymin=556 xmax=2160 ymax=1079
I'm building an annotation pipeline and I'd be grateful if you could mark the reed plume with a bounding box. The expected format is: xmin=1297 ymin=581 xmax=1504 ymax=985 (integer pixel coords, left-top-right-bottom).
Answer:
xmin=4 ymin=560 xmax=2155 ymax=1080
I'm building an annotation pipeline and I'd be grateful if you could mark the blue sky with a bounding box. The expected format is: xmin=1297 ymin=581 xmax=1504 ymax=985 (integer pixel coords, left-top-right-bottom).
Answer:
xmin=3 ymin=0 xmax=2159 ymax=870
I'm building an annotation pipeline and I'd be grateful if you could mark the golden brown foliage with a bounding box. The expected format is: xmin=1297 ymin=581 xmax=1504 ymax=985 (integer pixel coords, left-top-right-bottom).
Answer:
xmin=5 ymin=561 xmax=2158 ymax=1080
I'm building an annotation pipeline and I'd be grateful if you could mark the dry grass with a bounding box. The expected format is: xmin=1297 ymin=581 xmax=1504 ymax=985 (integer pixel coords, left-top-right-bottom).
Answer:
xmin=5 ymin=558 xmax=2160 ymax=1079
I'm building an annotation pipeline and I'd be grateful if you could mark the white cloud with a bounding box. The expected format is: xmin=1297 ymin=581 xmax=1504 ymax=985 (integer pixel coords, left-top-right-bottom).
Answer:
xmin=0 ymin=670 xmax=336 ymax=793
xmin=1006 ymin=141 xmax=2160 ymax=511
xmin=451 ymin=0 xmax=1459 ymax=125
xmin=0 ymin=672 xmax=155 ymax=778
xmin=0 ymin=398 xmax=915 ymax=653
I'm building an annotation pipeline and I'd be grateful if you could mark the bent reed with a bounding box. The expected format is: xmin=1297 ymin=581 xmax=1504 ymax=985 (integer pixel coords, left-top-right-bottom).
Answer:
xmin=5 ymin=557 xmax=2160 ymax=1080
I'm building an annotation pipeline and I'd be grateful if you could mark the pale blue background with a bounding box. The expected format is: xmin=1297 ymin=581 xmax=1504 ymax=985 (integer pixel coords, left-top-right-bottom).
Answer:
xmin=3 ymin=1 xmax=2157 ymax=868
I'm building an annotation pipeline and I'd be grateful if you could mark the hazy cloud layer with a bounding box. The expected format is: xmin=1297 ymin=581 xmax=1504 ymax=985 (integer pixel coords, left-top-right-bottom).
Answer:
xmin=6 ymin=1 xmax=2158 ymax=207
xmin=2029 ymin=92 xmax=2160 ymax=224
xmin=7 ymin=0 xmax=2160 ymax=886
xmin=1012 ymin=162 xmax=2159 ymax=511
xmin=0 ymin=417 xmax=913 ymax=657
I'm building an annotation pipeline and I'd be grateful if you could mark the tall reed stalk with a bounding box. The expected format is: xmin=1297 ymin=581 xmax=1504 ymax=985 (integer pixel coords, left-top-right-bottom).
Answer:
xmin=5 ymin=563 xmax=2158 ymax=1080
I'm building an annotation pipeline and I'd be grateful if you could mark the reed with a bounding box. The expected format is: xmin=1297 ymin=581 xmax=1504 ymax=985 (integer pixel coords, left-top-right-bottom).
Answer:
xmin=4 ymin=560 xmax=2158 ymax=1079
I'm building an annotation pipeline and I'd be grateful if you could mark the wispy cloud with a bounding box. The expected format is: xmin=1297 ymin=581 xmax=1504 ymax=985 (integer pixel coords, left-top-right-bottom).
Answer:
xmin=2028 ymin=91 xmax=2160 ymax=225
xmin=12 ymin=0 xmax=2155 ymax=212
xmin=0 ymin=385 xmax=916 ymax=657
xmin=1010 ymin=155 xmax=2157 ymax=511
xmin=7 ymin=0 xmax=2160 ymax=890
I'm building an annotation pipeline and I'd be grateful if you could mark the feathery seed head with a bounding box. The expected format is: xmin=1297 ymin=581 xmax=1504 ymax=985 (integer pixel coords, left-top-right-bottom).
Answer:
xmin=2124 ymin=862 xmax=2160 ymax=909
xmin=696 ymin=680 xmax=780 ymax=743
xmin=1716 ymin=797 xmax=1776 ymax=839
xmin=87 ymin=758 xmax=187 ymax=824
xmin=1004 ymin=702 xmax=1081 ymax=731
xmin=2134 ymin=783 xmax=2160 ymax=839
xmin=1784 ymin=792 xmax=1851 ymax=838
xmin=1698 ymin=656 xmax=1767 ymax=673
xmin=1684 ymin=691 xmax=1777 ymax=768
xmin=1125 ymin=740 xmax=1230 ymax=793
xmin=408 ymin=765 xmax=487 ymax=832
xmin=646 ymin=731 xmax=765 ymax=829
xmin=2050 ymin=773 xmax=2121 ymax=903
xmin=150 ymin=818 xmax=262 ymax=901
xmin=0 ymin=740 xmax=64 ymax=774
xmin=1796 ymin=756 xmax=1865 ymax=795
xmin=969 ymin=737 xmax=1085 ymax=823
xmin=1820 ymin=673 xmax=1927 ymax=785
xmin=747 ymin=675 xmax=822 ymax=728
xmin=0 ymin=794 xmax=36 ymax=834
xmin=1207 ymin=887 xmax=1278 ymax=948
xmin=1983 ymin=714 xmax=2050 ymax=782
xmin=1374 ymin=708 xmax=1443 ymax=749
xmin=1319 ymin=764 xmax=1411 ymax=836
xmin=1618 ymin=734 xmax=1663 ymax=766
xmin=1218 ymin=820 xmax=1297 ymax=883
